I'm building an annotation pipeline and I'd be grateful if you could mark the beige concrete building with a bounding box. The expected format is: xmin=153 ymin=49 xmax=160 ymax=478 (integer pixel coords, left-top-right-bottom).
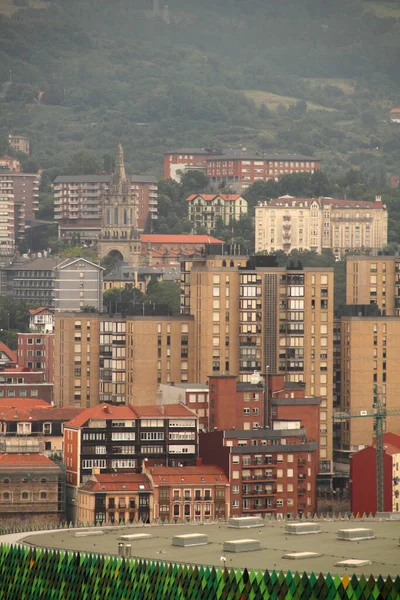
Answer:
xmin=346 ymin=255 xmax=399 ymax=316
xmin=187 ymin=194 xmax=248 ymax=233
xmin=54 ymin=313 xmax=101 ymax=408
xmin=182 ymin=250 xmax=334 ymax=480
xmin=255 ymin=196 xmax=387 ymax=257
xmin=340 ymin=317 xmax=400 ymax=452
xmin=125 ymin=316 xmax=195 ymax=404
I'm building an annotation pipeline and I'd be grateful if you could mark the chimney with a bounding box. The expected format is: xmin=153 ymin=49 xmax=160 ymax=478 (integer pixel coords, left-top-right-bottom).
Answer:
xmin=375 ymin=195 xmax=382 ymax=202
xmin=92 ymin=467 xmax=101 ymax=475
xmin=102 ymin=404 xmax=109 ymax=413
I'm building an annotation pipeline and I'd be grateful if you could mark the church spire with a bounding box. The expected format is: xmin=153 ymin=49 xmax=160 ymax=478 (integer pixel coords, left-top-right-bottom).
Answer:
xmin=112 ymin=143 xmax=127 ymax=186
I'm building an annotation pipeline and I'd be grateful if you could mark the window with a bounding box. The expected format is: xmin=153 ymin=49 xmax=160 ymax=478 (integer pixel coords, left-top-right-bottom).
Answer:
xmin=43 ymin=423 xmax=51 ymax=435
xmin=40 ymin=491 xmax=47 ymax=499
xmin=3 ymin=492 xmax=10 ymax=500
xmin=21 ymin=492 xmax=29 ymax=500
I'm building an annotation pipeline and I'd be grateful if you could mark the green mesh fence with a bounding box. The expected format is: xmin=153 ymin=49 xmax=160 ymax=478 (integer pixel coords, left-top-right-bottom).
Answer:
xmin=0 ymin=544 xmax=399 ymax=599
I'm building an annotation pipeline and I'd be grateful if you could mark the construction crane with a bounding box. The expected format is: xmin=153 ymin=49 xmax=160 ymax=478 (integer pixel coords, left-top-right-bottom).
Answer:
xmin=333 ymin=385 xmax=400 ymax=512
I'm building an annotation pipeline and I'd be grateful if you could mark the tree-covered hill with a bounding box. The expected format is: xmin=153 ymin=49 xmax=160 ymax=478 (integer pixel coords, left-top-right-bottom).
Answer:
xmin=0 ymin=0 xmax=400 ymax=179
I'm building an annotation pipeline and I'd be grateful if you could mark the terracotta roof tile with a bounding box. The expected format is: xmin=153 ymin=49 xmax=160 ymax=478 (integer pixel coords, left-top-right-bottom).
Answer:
xmin=29 ymin=307 xmax=53 ymax=316
xmin=0 ymin=342 xmax=17 ymax=364
xmin=0 ymin=398 xmax=49 ymax=408
xmin=65 ymin=403 xmax=197 ymax=428
xmin=186 ymin=194 xmax=244 ymax=202
xmin=0 ymin=453 xmax=60 ymax=470
xmin=81 ymin=473 xmax=151 ymax=492
xmin=149 ymin=465 xmax=228 ymax=484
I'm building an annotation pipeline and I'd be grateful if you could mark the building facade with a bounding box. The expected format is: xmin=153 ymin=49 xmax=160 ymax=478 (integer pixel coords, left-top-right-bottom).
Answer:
xmin=0 ymin=156 xmax=21 ymax=173
xmin=0 ymin=366 xmax=53 ymax=403
xmin=1 ymin=257 xmax=57 ymax=306
xmin=0 ymin=453 xmax=63 ymax=528
xmin=158 ymin=383 xmax=209 ymax=432
xmin=186 ymin=194 xmax=248 ymax=233
xmin=28 ymin=307 xmax=55 ymax=333
xmin=206 ymin=153 xmax=320 ymax=192
xmin=345 ymin=255 xmax=400 ymax=316
xmin=53 ymin=257 xmax=104 ymax=312
xmin=339 ymin=316 xmax=400 ymax=453
xmin=163 ymin=148 xmax=223 ymax=181
xmin=255 ymin=196 xmax=388 ymax=257
xmin=8 ymin=134 xmax=30 ymax=155
xmin=350 ymin=433 xmax=400 ymax=515
xmin=17 ymin=333 xmax=54 ymax=383
xmin=200 ymin=429 xmax=318 ymax=518
xmin=147 ymin=463 xmax=229 ymax=522
xmin=77 ymin=473 xmax=153 ymax=524
xmin=64 ymin=403 xmax=198 ymax=520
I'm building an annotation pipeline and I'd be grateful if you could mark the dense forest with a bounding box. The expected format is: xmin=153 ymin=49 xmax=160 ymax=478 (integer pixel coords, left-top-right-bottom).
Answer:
xmin=0 ymin=0 xmax=400 ymax=180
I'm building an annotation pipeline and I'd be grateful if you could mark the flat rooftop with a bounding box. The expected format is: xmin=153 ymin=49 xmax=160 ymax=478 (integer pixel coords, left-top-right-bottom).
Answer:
xmin=21 ymin=519 xmax=400 ymax=577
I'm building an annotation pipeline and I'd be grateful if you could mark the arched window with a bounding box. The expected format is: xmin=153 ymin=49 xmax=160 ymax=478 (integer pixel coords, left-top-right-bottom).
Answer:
xmin=114 ymin=207 xmax=119 ymax=225
xmin=21 ymin=491 xmax=29 ymax=500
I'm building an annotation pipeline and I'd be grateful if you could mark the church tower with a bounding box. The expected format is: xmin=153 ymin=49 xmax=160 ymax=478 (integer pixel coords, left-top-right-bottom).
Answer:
xmin=98 ymin=144 xmax=141 ymax=266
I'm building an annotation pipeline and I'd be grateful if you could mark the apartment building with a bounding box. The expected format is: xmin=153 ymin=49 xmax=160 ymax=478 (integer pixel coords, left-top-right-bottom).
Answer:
xmin=17 ymin=333 xmax=54 ymax=383
xmin=54 ymin=149 xmax=157 ymax=245
xmin=103 ymin=264 xmax=179 ymax=293
xmin=8 ymin=134 xmax=30 ymax=155
xmin=0 ymin=156 xmax=21 ymax=173
xmin=163 ymin=148 xmax=224 ymax=181
xmin=158 ymin=383 xmax=209 ymax=431
xmin=350 ymin=433 xmax=400 ymax=515
xmin=0 ymin=366 xmax=53 ymax=403
xmin=0 ymin=174 xmax=24 ymax=255
xmin=146 ymin=463 xmax=229 ymax=522
xmin=63 ymin=403 xmax=198 ymax=520
xmin=0 ymin=402 xmax=83 ymax=454
xmin=339 ymin=315 xmax=400 ymax=452
xmin=345 ymin=255 xmax=400 ymax=316
xmin=77 ymin=473 xmax=153 ymax=524
xmin=54 ymin=313 xmax=195 ymax=407
xmin=206 ymin=152 xmax=320 ymax=192
xmin=200 ymin=428 xmax=318 ymax=517
xmin=54 ymin=313 xmax=100 ymax=408
xmin=255 ymin=196 xmax=388 ymax=257
xmin=181 ymin=248 xmax=334 ymax=480
xmin=1 ymin=257 xmax=57 ymax=305
xmin=53 ymin=257 xmax=104 ymax=312
xmin=186 ymin=194 xmax=248 ymax=233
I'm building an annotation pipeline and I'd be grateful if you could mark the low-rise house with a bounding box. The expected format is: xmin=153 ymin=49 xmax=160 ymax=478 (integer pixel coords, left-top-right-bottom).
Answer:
xmin=145 ymin=463 xmax=230 ymax=522
xmin=28 ymin=307 xmax=55 ymax=333
xmin=77 ymin=472 xmax=153 ymax=524
xmin=187 ymin=194 xmax=248 ymax=233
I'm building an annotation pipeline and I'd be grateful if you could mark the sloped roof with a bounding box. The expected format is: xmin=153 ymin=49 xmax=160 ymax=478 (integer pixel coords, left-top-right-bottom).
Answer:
xmin=0 ymin=398 xmax=49 ymax=408
xmin=0 ymin=342 xmax=17 ymax=363
xmin=81 ymin=473 xmax=151 ymax=492
xmin=29 ymin=307 xmax=54 ymax=316
xmin=65 ymin=403 xmax=196 ymax=428
xmin=0 ymin=406 xmax=83 ymax=422
xmin=0 ymin=453 xmax=60 ymax=470
xmin=149 ymin=465 xmax=228 ymax=484
xmin=267 ymin=196 xmax=384 ymax=209
xmin=186 ymin=194 xmax=243 ymax=202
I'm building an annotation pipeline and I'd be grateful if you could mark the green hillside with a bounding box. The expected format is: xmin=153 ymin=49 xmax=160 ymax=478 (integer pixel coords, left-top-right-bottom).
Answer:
xmin=0 ymin=0 xmax=399 ymax=179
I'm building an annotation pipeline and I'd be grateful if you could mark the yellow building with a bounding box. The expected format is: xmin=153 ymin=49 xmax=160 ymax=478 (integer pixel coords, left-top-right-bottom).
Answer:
xmin=182 ymin=250 xmax=334 ymax=479
xmin=187 ymin=194 xmax=248 ymax=233
xmin=339 ymin=316 xmax=400 ymax=452
xmin=255 ymin=196 xmax=387 ymax=257
xmin=346 ymin=255 xmax=399 ymax=316
xmin=54 ymin=313 xmax=100 ymax=408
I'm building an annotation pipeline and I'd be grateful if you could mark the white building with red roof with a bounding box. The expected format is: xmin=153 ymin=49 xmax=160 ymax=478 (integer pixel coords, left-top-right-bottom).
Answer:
xmin=28 ymin=307 xmax=54 ymax=333
xmin=186 ymin=194 xmax=248 ymax=233
xmin=255 ymin=195 xmax=387 ymax=257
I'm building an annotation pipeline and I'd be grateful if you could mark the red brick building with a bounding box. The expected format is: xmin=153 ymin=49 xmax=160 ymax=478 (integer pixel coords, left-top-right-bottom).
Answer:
xmin=0 ymin=366 xmax=53 ymax=404
xmin=206 ymin=152 xmax=320 ymax=192
xmin=0 ymin=342 xmax=17 ymax=366
xmin=200 ymin=428 xmax=318 ymax=517
xmin=350 ymin=432 xmax=400 ymax=515
xmin=163 ymin=148 xmax=224 ymax=181
xmin=145 ymin=463 xmax=230 ymax=521
xmin=17 ymin=333 xmax=54 ymax=383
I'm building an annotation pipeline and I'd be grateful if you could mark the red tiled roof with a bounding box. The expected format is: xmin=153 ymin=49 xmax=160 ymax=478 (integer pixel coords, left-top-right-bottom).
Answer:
xmin=0 ymin=406 xmax=83 ymax=422
xmin=0 ymin=453 xmax=60 ymax=470
xmin=81 ymin=473 xmax=151 ymax=492
xmin=29 ymin=307 xmax=53 ymax=316
xmin=65 ymin=404 xmax=137 ymax=428
xmin=0 ymin=398 xmax=49 ymax=408
xmin=65 ymin=403 xmax=196 ymax=428
xmin=0 ymin=343 xmax=17 ymax=364
xmin=186 ymin=194 xmax=243 ymax=202
xmin=141 ymin=234 xmax=223 ymax=244
xmin=149 ymin=465 xmax=228 ymax=484
xmin=390 ymin=108 xmax=400 ymax=114
xmin=0 ymin=155 xmax=17 ymax=162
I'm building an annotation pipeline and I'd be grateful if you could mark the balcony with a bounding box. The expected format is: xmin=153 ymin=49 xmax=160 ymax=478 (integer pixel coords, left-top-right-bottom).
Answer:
xmin=298 ymin=473 xmax=306 ymax=480
xmin=298 ymin=488 xmax=306 ymax=495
